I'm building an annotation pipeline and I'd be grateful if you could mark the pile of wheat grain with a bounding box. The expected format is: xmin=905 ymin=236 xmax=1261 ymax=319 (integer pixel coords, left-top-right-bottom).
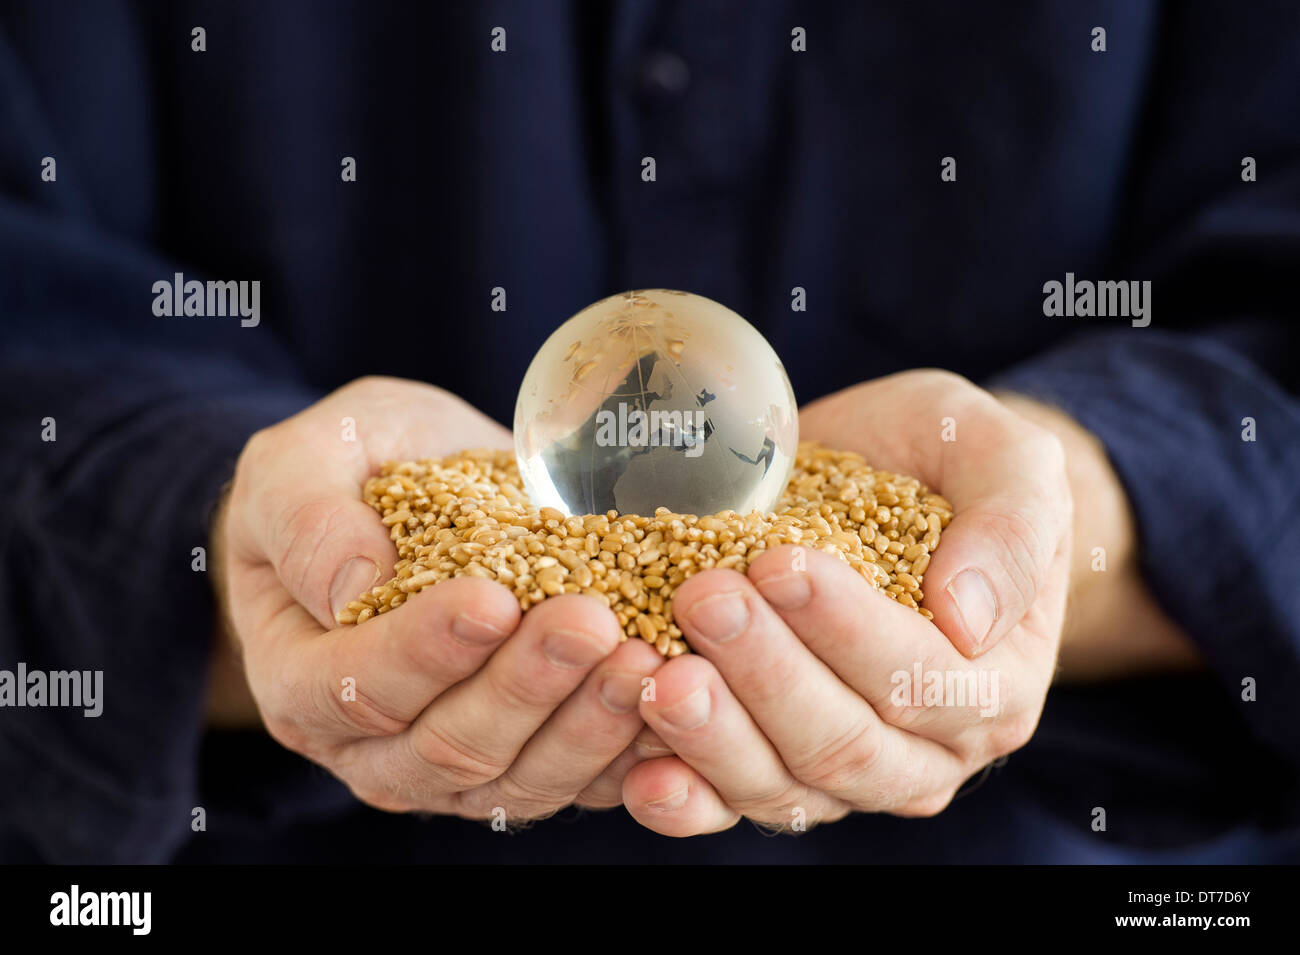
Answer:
xmin=338 ymin=442 xmax=951 ymax=655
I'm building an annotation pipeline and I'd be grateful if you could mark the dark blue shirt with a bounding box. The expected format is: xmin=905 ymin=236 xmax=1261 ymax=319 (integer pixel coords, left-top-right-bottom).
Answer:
xmin=1 ymin=1 xmax=1298 ymax=863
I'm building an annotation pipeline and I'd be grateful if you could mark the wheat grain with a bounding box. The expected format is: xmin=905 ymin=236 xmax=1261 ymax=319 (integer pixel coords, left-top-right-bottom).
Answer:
xmin=339 ymin=442 xmax=951 ymax=655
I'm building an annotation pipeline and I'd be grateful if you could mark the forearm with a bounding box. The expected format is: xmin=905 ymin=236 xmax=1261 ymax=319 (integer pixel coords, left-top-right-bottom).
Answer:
xmin=996 ymin=393 xmax=1201 ymax=681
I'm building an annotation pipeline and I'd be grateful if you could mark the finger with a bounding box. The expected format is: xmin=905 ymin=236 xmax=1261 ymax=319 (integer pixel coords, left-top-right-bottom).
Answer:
xmin=632 ymin=726 xmax=674 ymax=760
xmin=575 ymin=727 xmax=675 ymax=808
xmin=264 ymin=494 xmax=397 ymax=631
xmin=319 ymin=377 xmax=515 ymax=461
xmin=920 ymin=430 xmax=1069 ymax=655
xmin=457 ymin=638 xmax=663 ymax=817
xmin=303 ymin=579 xmax=523 ymax=735
xmin=574 ymin=744 xmax=645 ymax=809
xmin=801 ymin=374 xmax=1070 ymax=656
xmin=622 ymin=757 xmax=741 ymax=836
xmin=796 ymin=372 xmax=963 ymax=487
xmin=638 ymin=653 xmax=848 ymax=823
xmin=748 ymin=547 xmax=1021 ymax=754
xmin=341 ymin=594 xmax=622 ymax=805
xmin=230 ymin=429 xmax=397 ymax=630
xmin=674 ymin=564 xmax=966 ymax=806
xmin=234 ymin=379 xmax=514 ymax=631
xmin=237 ymin=574 xmax=520 ymax=750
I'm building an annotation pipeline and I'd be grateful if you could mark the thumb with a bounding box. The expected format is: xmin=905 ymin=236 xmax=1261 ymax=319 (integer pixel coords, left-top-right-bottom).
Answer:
xmin=264 ymin=494 xmax=398 ymax=629
xmin=920 ymin=400 xmax=1072 ymax=657
xmin=922 ymin=503 xmax=1047 ymax=656
xmin=229 ymin=379 xmax=514 ymax=633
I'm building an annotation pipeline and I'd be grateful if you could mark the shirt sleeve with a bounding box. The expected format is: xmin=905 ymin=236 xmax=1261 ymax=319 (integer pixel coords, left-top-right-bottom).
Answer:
xmin=994 ymin=0 xmax=1300 ymax=777
xmin=993 ymin=325 xmax=1300 ymax=773
xmin=0 ymin=8 xmax=316 ymax=858
xmin=0 ymin=356 xmax=310 ymax=862
xmin=0 ymin=215 xmax=315 ymax=863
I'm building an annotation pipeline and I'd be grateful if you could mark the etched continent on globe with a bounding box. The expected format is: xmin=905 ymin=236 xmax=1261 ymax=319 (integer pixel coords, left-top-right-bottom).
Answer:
xmin=514 ymin=289 xmax=798 ymax=517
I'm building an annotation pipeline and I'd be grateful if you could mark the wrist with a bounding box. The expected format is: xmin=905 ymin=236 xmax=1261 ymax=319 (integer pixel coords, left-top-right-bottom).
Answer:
xmin=204 ymin=481 xmax=264 ymax=729
xmin=993 ymin=391 xmax=1200 ymax=680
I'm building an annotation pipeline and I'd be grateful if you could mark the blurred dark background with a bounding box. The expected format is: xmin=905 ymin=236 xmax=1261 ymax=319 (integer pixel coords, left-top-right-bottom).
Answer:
xmin=1 ymin=1 xmax=1298 ymax=863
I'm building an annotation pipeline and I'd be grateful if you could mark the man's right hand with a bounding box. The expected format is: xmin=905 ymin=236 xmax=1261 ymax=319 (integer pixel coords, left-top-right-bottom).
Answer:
xmin=211 ymin=376 xmax=662 ymax=820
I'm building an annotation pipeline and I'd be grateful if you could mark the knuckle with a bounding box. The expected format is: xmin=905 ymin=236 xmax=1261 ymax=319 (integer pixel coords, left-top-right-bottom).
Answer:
xmin=256 ymin=674 xmax=321 ymax=757
xmin=341 ymin=374 xmax=422 ymax=406
xmin=395 ymin=597 xmax=482 ymax=668
xmin=452 ymin=787 xmax=501 ymax=818
xmin=898 ymin=787 xmax=958 ymax=819
xmin=338 ymin=374 xmax=389 ymax=397
xmin=726 ymin=777 xmax=806 ymax=817
xmin=725 ymin=657 xmax=793 ymax=715
xmin=988 ymin=711 xmax=1038 ymax=757
xmin=479 ymin=770 xmax=573 ymax=818
xmin=498 ymin=767 xmax=574 ymax=806
xmin=228 ymin=429 xmax=273 ymax=512
xmin=272 ymin=497 xmax=334 ymax=566
xmin=876 ymin=747 xmax=946 ymax=815
xmin=321 ymin=676 xmax=406 ymax=737
xmin=574 ymin=777 xmax=623 ymax=809
xmin=788 ymin=723 xmax=885 ymax=795
xmin=872 ymin=651 xmax=953 ymax=729
xmin=1017 ymin=427 xmax=1072 ymax=528
xmin=261 ymin=706 xmax=343 ymax=770
xmin=239 ymin=425 xmax=279 ymax=471
xmin=915 ymin=368 xmax=974 ymax=394
xmin=261 ymin=709 xmax=312 ymax=757
xmin=987 ymin=506 xmax=1046 ymax=614
xmin=574 ymin=793 xmax=622 ymax=810
xmin=330 ymin=745 xmax=457 ymax=814
xmin=490 ymin=665 xmax=564 ymax=714
xmin=406 ymin=721 xmax=505 ymax=790
xmin=347 ymin=779 xmax=419 ymax=814
xmin=1020 ymin=421 xmax=1067 ymax=473
xmin=271 ymin=497 xmax=353 ymax=597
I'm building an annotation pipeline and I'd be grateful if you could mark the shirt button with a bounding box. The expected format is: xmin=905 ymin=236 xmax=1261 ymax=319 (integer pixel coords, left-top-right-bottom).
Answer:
xmin=637 ymin=51 xmax=690 ymax=103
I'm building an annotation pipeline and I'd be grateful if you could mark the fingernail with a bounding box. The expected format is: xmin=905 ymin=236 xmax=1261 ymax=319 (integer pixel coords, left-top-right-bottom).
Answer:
xmin=329 ymin=557 xmax=380 ymax=620
xmin=451 ymin=612 xmax=510 ymax=647
xmin=599 ymin=672 xmax=644 ymax=714
xmin=684 ymin=591 xmax=749 ymax=644
xmin=658 ymin=685 xmax=711 ymax=730
xmin=753 ymin=570 xmax=811 ymax=610
xmin=645 ymin=786 xmax=689 ymax=812
xmin=947 ymin=569 xmax=998 ymax=648
xmin=543 ymin=628 xmax=612 ymax=669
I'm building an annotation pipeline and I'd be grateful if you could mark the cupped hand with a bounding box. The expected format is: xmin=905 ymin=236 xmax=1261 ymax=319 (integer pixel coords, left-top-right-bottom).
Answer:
xmin=213 ymin=376 xmax=661 ymax=821
xmin=617 ymin=370 xmax=1072 ymax=834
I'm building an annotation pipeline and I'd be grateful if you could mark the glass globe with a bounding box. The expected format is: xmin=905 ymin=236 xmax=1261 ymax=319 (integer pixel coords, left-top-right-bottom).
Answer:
xmin=514 ymin=289 xmax=798 ymax=517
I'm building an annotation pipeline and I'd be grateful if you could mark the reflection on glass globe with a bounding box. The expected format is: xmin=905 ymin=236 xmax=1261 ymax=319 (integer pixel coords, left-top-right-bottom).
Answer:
xmin=514 ymin=289 xmax=798 ymax=517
